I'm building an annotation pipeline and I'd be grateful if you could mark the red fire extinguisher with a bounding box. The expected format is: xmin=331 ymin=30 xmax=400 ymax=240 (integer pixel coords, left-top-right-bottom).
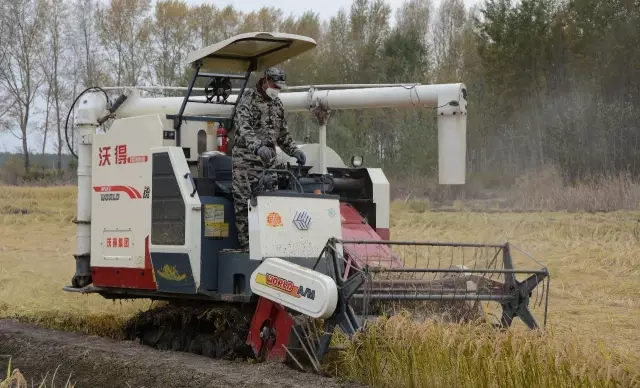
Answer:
xmin=217 ymin=124 xmax=228 ymax=153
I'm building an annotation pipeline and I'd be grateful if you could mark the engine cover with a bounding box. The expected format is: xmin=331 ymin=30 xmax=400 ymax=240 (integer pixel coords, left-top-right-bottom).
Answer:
xmin=249 ymin=257 xmax=338 ymax=319
xmin=247 ymin=192 xmax=343 ymax=261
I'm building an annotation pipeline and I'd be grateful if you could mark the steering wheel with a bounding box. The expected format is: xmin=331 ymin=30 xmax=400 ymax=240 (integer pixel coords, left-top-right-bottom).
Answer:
xmin=248 ymin=168 xmax=305 ymax=196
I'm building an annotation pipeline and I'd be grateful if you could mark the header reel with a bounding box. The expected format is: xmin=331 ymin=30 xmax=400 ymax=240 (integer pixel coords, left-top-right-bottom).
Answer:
xmin=248 ymin=237 xmax=550 ymax=374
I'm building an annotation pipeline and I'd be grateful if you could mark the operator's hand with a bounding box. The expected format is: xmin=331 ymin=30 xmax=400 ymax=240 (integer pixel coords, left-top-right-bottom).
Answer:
xmin=292 ymin=149 xmax=306 ymax=166
xmin=256 ymin=145 xmax=275 ymax=163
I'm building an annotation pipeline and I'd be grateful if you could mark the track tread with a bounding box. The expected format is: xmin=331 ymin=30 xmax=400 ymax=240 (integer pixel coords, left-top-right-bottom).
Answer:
xmin=123 ymin=304 xmax=256 ymax=360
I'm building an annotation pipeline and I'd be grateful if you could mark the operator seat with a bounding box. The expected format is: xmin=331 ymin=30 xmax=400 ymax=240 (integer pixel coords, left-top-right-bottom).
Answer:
xmin=205 ymin=152 xmax=233 ymax=195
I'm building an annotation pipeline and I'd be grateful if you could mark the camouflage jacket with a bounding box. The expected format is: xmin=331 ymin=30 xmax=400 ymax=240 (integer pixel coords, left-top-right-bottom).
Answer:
xmin=232 ymin=85 xmax=298 ymax=156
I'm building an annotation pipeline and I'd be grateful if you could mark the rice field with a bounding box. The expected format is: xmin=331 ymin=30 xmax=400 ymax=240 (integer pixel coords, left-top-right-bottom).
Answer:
xmin=1 ymin=356 xmax=74 ymax=388
xmin=0 ymin=186 xmax=639 ymax=387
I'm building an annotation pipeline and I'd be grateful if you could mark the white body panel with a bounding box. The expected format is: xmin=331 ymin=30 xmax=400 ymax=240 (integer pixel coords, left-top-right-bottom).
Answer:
xmin=248 ymin=195 xmax=343 ymax=261
xmin=148 ymin=146 xmax=203 ymax=289
xmin=175 ymin=120 xmax=222 ymax=164
xmin=90 ymin=115 xmax=164 ymax=269
xmin=144 ymin=119 xmax=217 ymax=164
xmin=250 ymin=257 xmax=338 ymax=319
xmin=366 ymin=168 xmax=390 ymax=230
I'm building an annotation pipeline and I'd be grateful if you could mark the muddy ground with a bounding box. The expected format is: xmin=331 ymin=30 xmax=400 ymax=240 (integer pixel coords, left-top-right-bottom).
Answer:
xmin=0 ymin=319 xmax=368 ymax=388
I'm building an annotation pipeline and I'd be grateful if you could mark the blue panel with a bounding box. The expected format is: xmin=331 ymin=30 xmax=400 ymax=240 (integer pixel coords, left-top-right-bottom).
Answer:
xmin=150 ymin=252 xmax=197 ymax=294
xmin=214 ymin=254 xmax=327 ymax=297
xmin=199 ymin=195 xmax=239 ymax=291
xmin=218 ymin=251 xmax=260 ymax=295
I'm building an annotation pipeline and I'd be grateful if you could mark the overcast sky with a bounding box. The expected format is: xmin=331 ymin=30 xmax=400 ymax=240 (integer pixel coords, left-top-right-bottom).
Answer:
xmin=0 ymin=0 xmax=481 ymax=154
xmin=183 ymin=0 xmax=481 ymax=22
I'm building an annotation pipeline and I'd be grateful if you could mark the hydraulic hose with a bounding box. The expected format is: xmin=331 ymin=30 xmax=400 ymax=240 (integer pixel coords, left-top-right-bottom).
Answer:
xmin=64 ymin=86 xmax=110 ymax=159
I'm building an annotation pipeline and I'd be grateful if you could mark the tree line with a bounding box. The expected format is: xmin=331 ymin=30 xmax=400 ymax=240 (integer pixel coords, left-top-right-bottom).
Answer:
xmin=0 ymin=0 xmax=638 ymax=186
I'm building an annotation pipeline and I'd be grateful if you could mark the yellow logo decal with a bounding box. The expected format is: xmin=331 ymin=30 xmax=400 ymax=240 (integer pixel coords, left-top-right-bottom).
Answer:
xmin=255 ymin=272 xmax=316 ymax=300
xmin=156 ymin=264 xmax=187 ymax=281
xmin=266 ymin=212 xmax=283 ymax=227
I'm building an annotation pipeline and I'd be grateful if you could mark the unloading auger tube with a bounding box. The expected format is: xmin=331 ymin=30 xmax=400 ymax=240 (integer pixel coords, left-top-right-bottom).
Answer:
xmin=60 ymin=31 xmax=549 ymax=375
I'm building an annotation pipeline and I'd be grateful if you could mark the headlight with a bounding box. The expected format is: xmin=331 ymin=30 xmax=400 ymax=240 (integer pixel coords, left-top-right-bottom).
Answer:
xmin=350 ymin=156 xmax=363 ymax=168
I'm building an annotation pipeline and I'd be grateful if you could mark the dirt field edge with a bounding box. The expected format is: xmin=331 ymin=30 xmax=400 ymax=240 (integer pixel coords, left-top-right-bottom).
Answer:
xmin=0 ymin=319 xmax=368 ymax=388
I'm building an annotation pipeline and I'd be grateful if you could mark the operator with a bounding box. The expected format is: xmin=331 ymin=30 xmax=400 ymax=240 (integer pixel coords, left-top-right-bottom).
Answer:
xmin=231 ymin=67 xmax=306 ymax=250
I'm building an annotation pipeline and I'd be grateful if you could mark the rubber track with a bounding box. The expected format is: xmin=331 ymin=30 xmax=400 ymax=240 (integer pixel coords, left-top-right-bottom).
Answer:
xmin=122 ymin=303 xmax=333 ymax=373
xmin=122 ymin=303 xmax=257 ymax=360
xmin=121 ymin=300 xmax=485 ymax=365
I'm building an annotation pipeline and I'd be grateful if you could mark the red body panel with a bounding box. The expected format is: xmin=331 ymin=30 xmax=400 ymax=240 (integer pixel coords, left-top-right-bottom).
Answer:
xmin=246 ymin=297 xmax=294 ymax=361
xmin=376 ymin=227 xmax=390 ymax=240
xmin=339 ymin=203 xmax=403 ymax=269
xmin=92 ymin=235 xmax=157 ymax=290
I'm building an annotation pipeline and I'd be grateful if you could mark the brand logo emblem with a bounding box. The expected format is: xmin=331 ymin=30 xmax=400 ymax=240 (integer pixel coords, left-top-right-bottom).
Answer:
xmin=266 ymin=212 xmax=283 ymax=227
xmin=156 ymin=264 xmax=187 ymax=281
xmin=293 ymin=210 xmax=311 ymax=230
xmin=100 ymin=193 xmax=120 ymax=201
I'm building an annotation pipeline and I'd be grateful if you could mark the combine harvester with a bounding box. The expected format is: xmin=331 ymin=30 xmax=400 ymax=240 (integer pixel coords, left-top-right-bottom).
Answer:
xmin=63 ymin=32 xmax=550 ymax=372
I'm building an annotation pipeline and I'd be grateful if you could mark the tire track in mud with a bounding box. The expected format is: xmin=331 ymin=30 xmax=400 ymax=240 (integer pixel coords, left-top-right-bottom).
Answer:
xmin=0 ymin=319 xmax=367 ymax=388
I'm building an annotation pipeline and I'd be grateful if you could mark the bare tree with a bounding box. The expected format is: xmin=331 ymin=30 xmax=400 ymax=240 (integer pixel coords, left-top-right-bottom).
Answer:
xmin=152 ymin=0 xmax=192 ymax=88
xmin=97 ymin=0 xmax=153 ymax=86
xmin=396 ymin=0 xmax=433 ymax=41
xmin=188 ymin=5 xmax=241 ymax=51
xmin=39 ymin=84 xmax=52 ymax=155
xmin=0 ymin=4 xmax=13 ymax=126
xmin=39 ymin=0 xmax=70 ymax=169
xmin=0 ymin=0 xmax=46 ymax=169
xmin=239 ymin=7 xmax=283 ymax=33
xmin=431 ymin=0 xmax=467 ymax=81
xmin=73 ymin=0 xmax=106 ymax=88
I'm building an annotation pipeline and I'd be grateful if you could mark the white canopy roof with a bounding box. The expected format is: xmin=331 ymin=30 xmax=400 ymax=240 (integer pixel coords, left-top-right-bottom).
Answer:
xmin=185 ymin=32 xmax=317 ymax=73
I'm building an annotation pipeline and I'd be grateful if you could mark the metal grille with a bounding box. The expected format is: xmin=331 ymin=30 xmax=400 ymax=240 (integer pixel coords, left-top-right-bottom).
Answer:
xmin=151 ymin=152 xmax=186 ymax=246
xmin=321 ymin=238 xmax=550 ymax=330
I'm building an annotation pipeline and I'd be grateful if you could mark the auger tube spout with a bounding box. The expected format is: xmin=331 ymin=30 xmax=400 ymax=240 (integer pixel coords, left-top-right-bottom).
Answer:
xmin=116 ymin=83 xmax=468 ymax=184
xmin=115 ymin=83 xmax=467 ymax=116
